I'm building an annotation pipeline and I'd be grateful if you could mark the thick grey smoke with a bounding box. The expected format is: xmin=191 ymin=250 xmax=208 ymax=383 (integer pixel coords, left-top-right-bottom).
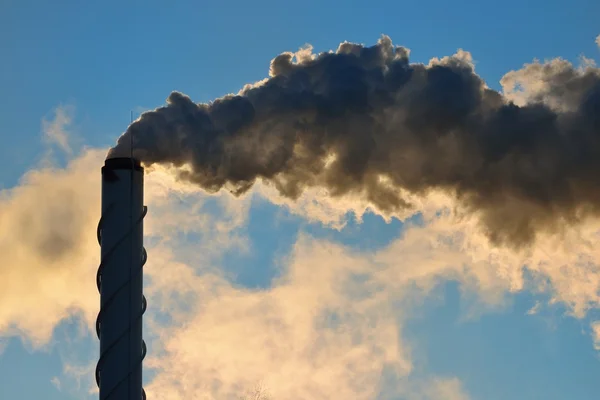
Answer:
xmin=108 ymin=36 xmax=600 ymax=248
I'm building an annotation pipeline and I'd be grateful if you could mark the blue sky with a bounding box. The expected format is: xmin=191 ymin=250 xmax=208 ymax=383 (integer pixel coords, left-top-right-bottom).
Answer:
xmin=1 ymin=1 xmax=600 ymax=399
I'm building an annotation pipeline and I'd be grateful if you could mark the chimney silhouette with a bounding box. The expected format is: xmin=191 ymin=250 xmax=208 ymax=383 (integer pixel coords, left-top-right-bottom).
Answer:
xmin=96 ymin=157 xmax=147 ymax=400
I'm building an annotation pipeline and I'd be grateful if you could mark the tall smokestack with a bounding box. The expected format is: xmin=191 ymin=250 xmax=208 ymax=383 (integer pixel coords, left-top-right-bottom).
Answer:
xmin=96 ymin=157 xmax=147 ymax=400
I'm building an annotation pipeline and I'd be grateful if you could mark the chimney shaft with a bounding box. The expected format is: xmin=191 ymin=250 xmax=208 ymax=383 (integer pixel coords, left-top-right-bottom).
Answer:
xmin=96 ymin=157 xmax=147 ymax=400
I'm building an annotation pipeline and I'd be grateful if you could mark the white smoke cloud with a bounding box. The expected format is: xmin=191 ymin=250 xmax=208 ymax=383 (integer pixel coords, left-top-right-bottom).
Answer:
xmin=50 ymin=376 xmax=62 ymax=391
xmin=420 ymin=378 xmax=471 ymax=400
xmin=592 ymin=321 xmax=600 ymax=350
xmin=143 ymin=231 xmax=476 ymax=400
xmin=42 ymin=104 xmax=75 ymax=155
xmin=0 ymin=149 xmax=103 ymax=347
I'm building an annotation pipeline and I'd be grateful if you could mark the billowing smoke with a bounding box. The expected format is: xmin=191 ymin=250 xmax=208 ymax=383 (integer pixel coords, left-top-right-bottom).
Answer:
xmin=108 ymin=36 xmax=600 ymax=248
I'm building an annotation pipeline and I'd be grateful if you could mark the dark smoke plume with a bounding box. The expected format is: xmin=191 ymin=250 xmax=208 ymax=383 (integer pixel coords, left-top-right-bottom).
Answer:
xmin=108 ymin=36 xmax=600 ymax=248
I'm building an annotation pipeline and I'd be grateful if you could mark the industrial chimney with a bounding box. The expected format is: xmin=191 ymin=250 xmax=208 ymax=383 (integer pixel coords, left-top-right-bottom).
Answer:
xmin=96 ymin=157 xmax=147 ymax=400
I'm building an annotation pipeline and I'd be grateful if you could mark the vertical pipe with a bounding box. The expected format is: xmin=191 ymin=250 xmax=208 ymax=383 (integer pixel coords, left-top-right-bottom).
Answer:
xmin=96 ymin=157 xmax=146 ymax=400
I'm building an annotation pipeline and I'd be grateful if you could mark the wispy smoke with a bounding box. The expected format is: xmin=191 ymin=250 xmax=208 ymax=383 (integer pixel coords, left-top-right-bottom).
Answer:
xmin=42 ymin=105 xmax=75 ymax=155
xmin=108 ymin=36 xmax=600 ymax=248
